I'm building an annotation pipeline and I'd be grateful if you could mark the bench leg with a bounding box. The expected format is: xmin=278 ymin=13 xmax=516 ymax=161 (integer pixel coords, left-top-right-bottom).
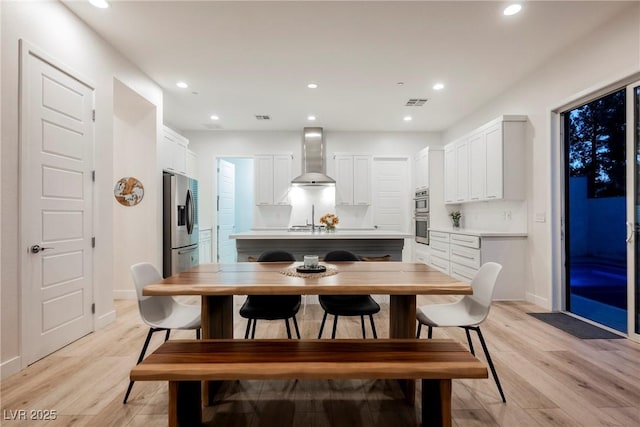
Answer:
xmin=169 ymin=381 xmax=202 ymax=427
xmin=421 ymin=379 xmax=452 ymax=427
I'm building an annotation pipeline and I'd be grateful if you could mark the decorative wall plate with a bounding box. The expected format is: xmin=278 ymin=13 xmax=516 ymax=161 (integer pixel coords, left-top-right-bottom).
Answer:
xmin=114 ymin=177 xmax=144 ymax=206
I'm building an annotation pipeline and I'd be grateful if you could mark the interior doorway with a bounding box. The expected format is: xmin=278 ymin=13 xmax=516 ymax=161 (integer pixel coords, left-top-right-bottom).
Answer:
xmin=216 ymin=157 xmax=254 ymax=262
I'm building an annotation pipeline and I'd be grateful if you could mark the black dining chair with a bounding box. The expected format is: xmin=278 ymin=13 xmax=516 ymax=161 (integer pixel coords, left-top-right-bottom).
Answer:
xmin=239 ymin=250 xmax=301 ymax=339
xmin=317 ymin=250 xmax=380 ymax=339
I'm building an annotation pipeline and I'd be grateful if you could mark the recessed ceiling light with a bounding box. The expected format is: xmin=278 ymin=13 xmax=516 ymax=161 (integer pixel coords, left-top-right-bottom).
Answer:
xmin=210 ymin=115 xmax=219 ymax=120
xmin=89 ymin=0 xmax=109 ymax=8
xmin=307 ymin=115 xmax=316 ymax=121
xmin=176 ymin=81 xmax=188 ymax=89
xmin=433 ymin=83 xmax=445 ymax=91
xmin=307 ymin=83 xmax=318 ymax=89
xmin=503 ymin=4 xmax=522 ymax=16
xmin=403 ymin=116 xmax=413 ymax=122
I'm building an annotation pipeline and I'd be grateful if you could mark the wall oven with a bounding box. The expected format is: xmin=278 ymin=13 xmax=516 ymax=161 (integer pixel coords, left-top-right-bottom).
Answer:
xmin=415 ymin=188 xmax=429 ymax=213
xmin=415 ymin=213 xmax=430 ymax=244
xmin=414 ymin=189 xmax=430 ymax=244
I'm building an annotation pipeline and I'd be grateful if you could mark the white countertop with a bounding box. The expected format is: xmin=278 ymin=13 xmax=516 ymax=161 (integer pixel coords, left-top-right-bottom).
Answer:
xmin=428 ymin=226 xmax=527 ymax=237
xmin=230 ymin=230 xmax=412 ymax=240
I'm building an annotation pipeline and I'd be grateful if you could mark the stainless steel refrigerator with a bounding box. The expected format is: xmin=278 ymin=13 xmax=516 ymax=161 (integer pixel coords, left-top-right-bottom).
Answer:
xmin=163 ymin=171 xmax=199 ymax=278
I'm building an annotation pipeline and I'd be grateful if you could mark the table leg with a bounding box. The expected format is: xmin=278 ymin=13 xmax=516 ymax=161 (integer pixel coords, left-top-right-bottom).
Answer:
xmin=421 ymin=379 xmax=452 ymax=427
xmin=202 ymin=295 xmax=234 ymax=405
xmin=168 ymin=381 xmax=202 ymax=427
xmin=389 ymin=295 xmax=416 ymax=403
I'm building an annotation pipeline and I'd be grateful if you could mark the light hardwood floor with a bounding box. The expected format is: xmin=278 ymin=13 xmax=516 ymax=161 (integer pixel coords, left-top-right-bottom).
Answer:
xmin=1 ymin=296 xmax=639 ymax=426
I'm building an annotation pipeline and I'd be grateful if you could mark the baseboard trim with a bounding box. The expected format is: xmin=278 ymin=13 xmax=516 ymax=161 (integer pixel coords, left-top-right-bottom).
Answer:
xmin=1 ymin=356 xmax=22 ymax=380
xmin=527 ymin=292 xmax=549 ymax=310
xmin=96 ymin=309 xmax=116 ymax=329
xmin=113 ymin=290 xmax=136 ymax=300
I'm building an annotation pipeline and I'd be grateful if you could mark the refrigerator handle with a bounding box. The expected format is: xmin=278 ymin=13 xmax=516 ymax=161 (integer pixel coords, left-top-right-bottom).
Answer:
xmin=186 ymin=189 xmax=194 ymax=235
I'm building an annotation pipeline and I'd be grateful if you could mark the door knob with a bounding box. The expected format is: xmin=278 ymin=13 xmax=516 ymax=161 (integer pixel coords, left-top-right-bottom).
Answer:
xmin=31 ymin=244 xmax=54 ymax=254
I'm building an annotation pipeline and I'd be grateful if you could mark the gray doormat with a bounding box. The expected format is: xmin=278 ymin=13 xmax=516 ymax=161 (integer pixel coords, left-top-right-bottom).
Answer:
xmin=528 ymin=312 xmax=624 ymax=339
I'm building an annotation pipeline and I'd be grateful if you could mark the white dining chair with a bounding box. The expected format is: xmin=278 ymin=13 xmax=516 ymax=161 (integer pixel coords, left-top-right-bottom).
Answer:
xmin=416 ymin=262 xmax=506 ymax=403
xmin=123 ymin=262 xmax=201 ymax=404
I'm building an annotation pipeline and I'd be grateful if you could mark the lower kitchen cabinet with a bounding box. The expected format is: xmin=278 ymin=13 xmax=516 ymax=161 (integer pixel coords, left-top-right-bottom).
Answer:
xmin=428 ymin=230 xmax=527 ymax=300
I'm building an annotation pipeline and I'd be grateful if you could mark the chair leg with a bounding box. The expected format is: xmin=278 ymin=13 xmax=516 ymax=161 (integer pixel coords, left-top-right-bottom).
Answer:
xmin=416 ymin=322 xmax=422 ymax=338
xmin=196 ymin=328 xmax=201 ymax=340
xmin=285 ymin=318 xmax=292 ymax=339
xmin=428 ymin=326 xmax=433 ymax=339
xmin=474 ymin=326 xmax=506 ymax=403
xmin=318 ymin=311 xmax=328 ymax=338
xmin=369 ymin=315 xmax=378 ymax=339
xmin=165 ymin=329 xmax=171 ymax=341
xmin=124 ymin=328 xmax=156 ymax=404
xmin=331 ymin=315 xmax=339 ymax=339
xmin=360 ymin=315 xmax=366 ymax=338
xmin=251 ymin=319 xmax=257 ymax=339
xmin=292 ymin=316 xmax=301 ymax=339
xmin=244 ymin=319 xmax=252 ymax=339
xmin=464 ymin=327 xmax=475 ymax=356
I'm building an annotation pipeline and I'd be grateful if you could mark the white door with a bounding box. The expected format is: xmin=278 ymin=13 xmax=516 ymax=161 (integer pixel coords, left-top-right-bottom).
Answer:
xmin=217 ymin=159 xmax=236 ymax=262
xmin=372 ymin=157 xmax=410 ymax=232
xmin=20 ymin=43 xmax=95 ymax=364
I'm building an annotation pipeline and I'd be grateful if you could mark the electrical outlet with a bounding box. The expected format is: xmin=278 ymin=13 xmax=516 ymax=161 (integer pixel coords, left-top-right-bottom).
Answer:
xmin=505 ymin=210 xmax=512 ymax=221
xmin=535 ymin=212 xmax=546 ymax=223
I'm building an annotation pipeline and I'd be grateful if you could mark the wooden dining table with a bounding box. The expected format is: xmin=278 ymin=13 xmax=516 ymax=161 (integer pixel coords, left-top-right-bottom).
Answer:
xmin=143 ymin=261 xmax=473 ymax=404
xmin=143 ymin=261 xmax=472 ymax=340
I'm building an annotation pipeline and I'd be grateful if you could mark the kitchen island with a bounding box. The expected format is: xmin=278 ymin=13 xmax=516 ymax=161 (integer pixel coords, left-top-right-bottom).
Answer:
xmin=230 ymin=229 xmax=412 ymax=261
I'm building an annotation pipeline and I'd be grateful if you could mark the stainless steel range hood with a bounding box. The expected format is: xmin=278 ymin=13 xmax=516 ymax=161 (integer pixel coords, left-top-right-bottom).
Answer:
xmin=291 ymin=127 xmax=335 ymax=185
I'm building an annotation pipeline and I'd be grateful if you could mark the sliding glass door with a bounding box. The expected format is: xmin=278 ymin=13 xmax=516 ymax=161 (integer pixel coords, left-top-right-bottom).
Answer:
xmin=563 ymin=79 xmax=640 ymax=340
xmin=631 ymin=82 xmax=640 ymax=340
xmin=564 ymin=89 xmax=627 ymax=333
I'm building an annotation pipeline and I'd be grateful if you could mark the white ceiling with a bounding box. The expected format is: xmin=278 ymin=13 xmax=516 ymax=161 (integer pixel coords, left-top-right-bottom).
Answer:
xmin=62 ymin=0 xmax=632 ymax=132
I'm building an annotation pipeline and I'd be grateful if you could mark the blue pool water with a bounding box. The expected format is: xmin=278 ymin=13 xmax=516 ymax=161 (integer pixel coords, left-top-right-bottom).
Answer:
xmin=570 ymin=263 xmax=627 ymax=333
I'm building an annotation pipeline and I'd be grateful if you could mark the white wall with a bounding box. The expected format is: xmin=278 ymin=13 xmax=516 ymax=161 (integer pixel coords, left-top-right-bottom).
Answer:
xmin=1 ymin=1 xmax=163 ymax=377
xmin=186 ymin=130 xmax=440 ymax=261
xmin=113 ymin=80 xmax=161 ymax=299
xmin=442 ymin=4 xmax=640 ymax=309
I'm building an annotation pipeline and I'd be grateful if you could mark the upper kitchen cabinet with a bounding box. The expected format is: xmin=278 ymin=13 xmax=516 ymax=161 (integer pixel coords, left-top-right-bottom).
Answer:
xmin=334 ymin=154 xmax=371 ymax=206
xmin=186 ymin=149 xmax=197 ymax=179
xmin=443 ymin=138 xmax=469 ymax=203
xmin=254 ymin=154 xmax=293 ymax=205
xmin=415 ymin=147 xmax=429 ymax=189
xmin=160 ymin=125 xmax=189 ymax=175
xmin=444 ymin=115 xmax=527 ymax=204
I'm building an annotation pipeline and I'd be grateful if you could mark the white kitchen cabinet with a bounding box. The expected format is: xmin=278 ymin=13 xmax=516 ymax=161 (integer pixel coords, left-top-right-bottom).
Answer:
xmin=160 ymin=125 xmax=188 ymax=175
xmin=334 ymin=154 xmax=371 ymax=206
xmin=443 ymin=139 xmax=468 ymax=203
xmin=444 ymin=146 xmax=456 ymax=203
xmin=186 ymin=149 xmax=197 ymax=179
xmin=199 ymin=228 xmax=212 ymax=263
xmin=427 ymin=229 xmax=527 ymax=300
xmin=415 ymin=147 xmax=429 ymax=189
xmin=444 ymin=115 xmax=526 ymax=204
xmin=455 ymin=139 xmax=469 ymax=202
xmin=468 ymin=131 xmax=485 ymax=201
xmin=254 ymin=154 xmax=292 ymax=205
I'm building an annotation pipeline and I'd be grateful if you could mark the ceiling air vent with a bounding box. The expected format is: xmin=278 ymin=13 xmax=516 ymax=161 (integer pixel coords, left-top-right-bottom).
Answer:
xmin=405 ymin=98 xmax=428 ymax=107
xmin=255 ymin=115 xmax=271 ymax=120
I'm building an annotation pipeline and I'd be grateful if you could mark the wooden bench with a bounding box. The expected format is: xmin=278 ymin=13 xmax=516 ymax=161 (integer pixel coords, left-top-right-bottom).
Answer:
xmin=130 ymin=339 xmax=488 ymax=427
